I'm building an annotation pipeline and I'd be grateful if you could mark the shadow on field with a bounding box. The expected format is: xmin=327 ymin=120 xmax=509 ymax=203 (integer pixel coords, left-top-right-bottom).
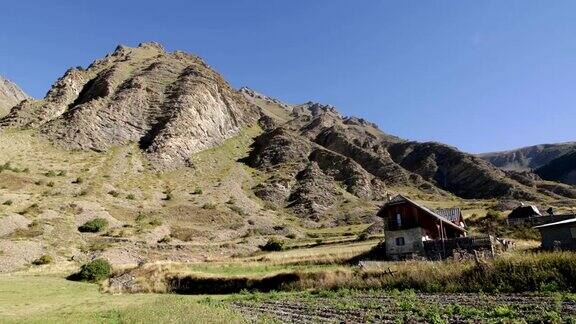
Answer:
xmin=168 ymin=273 xmax=301 ymax=294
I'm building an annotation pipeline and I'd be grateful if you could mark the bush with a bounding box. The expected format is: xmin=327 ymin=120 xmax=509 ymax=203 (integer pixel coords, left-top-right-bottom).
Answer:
xmin=158 ymin=235 xmax=171 ymax=243
xmin=228 ymin=205 xmax=246 ymax=216
xmin=78 ymin=218 xmax=109 ymax=233
xmin=486 ymin=210 xmax=501 ymax=220
xmin=32 ymin=254 xmax=53 ymax=265
xmin=260 ymin=238 xmax=284 ymax=251
xmin=202 ymin=203 xmax=217 ymax=210
xmin=76 ymin=259 xmax=112 ymax=282
xmin=192 ymin=188 xmax=203 ymax=195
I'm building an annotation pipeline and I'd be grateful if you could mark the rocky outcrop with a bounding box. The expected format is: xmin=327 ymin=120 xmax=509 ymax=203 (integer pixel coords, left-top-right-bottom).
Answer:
xmin=287 ymin=162 xmax=339 ymax=221
xmin=1 ymin=43 xmax=259 ymax=170
xmin=0 ymin=76 xmax=30 ymax=118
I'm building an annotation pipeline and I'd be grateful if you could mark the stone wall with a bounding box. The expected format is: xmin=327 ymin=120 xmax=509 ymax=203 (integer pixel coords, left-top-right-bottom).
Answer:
xmin=384 ymin=227 xmax=424 ymax=260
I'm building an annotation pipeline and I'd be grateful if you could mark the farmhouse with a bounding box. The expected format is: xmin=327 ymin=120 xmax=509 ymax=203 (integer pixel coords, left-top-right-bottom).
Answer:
xmin=534 ymin=218 xmax=576 ymax=251
xmin=377 ymin=195 xmax=467 ymax=260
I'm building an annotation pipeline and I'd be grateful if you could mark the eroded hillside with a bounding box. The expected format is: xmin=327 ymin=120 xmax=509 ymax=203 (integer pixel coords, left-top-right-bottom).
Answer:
xmin=0 ymin=43 xmax=574 ymax=272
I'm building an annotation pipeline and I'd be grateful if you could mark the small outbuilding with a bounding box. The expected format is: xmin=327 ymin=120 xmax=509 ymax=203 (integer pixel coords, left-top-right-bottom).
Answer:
xmin=534 ymin=218 xmax=576 ymax=251
xmin=507 ymin=204 xmax=541 ymax=220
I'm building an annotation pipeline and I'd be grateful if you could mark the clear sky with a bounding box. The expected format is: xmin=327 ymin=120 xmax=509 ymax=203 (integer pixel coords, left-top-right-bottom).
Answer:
xmin=1 ymin=1 xmax=574 ymax=153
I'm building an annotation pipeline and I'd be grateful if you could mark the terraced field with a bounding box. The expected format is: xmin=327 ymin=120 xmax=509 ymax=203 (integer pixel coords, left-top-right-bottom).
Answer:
xmin=232 ymin=291 xmax=576 ymax=323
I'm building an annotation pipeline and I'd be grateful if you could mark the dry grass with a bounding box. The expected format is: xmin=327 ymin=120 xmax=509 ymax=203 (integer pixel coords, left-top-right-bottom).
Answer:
xmin=105 ymin=251 xmax=576 ymax=295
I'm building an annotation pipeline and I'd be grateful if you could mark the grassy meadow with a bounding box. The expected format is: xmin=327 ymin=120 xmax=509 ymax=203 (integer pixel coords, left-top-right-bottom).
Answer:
xmin=2 ymin=249 xmax=576 ymax=323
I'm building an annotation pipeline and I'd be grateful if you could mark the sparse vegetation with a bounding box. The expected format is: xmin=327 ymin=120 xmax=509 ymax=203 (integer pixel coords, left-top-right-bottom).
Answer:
xmin=260 ymin=238 xmax=284 ymax=252
xmin=228 ymin=205 xmax=246 ymax=216
xmin=44 ymin=170 xmax=66 ymax=177
xmin=158 ymin=235 xmax=171 ymax=244
xmin=32 ymin=254 xmax=54 ymax=265
xmin=202 ymin=203 xmax=217 ymax=210
xmin=78 ymin=218 xmax=109 ymax=233
xmin=467 ymin=210 xmax=540 ymax=240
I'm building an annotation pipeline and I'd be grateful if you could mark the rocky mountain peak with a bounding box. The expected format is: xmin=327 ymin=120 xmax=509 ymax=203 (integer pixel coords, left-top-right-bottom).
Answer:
xmin=1 ymin=43 xmax=259 ymax=170
xmin=0 ymin=76 xmax=30 ymax=118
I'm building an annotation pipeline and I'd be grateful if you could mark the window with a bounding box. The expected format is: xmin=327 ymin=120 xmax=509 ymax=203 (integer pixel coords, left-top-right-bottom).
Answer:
xmin=396 ymin=213 xmax=402 ymax=227
xmin=570 ymin=227 xmax=576 ymax=239
xmin=396 ymin=237 xmax=405 ymax=246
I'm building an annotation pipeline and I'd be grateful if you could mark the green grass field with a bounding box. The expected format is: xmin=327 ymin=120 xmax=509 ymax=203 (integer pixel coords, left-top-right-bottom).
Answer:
xmin=0 ymin=275 xmax=245 ymax=323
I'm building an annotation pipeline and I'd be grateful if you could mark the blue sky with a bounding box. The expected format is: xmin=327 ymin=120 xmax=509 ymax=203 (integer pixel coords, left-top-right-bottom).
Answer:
xmin=1 ymin=1 xmax=574 ymax=153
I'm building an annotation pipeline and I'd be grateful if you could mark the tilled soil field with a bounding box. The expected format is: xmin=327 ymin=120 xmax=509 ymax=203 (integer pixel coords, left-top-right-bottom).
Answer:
xmin=232 ymin=292 xmax=576 ymax=323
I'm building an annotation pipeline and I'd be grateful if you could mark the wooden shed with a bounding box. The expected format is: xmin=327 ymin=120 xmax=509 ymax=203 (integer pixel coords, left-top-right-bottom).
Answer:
xmin=534 ymin=218 xmax=576 ymax=251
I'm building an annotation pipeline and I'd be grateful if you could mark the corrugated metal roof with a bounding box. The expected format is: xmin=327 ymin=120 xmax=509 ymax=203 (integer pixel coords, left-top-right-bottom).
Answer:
xmin=435 ymin=208 xmax=461 ymax=223
xmin=533 ymin=218 xmax=576 ymax=229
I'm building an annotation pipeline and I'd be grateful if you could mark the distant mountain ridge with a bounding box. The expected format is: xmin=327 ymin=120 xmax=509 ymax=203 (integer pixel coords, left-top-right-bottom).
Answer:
xmin=479 ymin=142 xmax=576 ymax=171
xmin=0 ymin=76 xmax=30 ymax=118
xmin=479 ymin=142 xmax=576 ymax=185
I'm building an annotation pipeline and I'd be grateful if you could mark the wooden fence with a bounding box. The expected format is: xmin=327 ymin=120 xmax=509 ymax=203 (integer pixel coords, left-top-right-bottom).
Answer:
xmin=423 ymin=235 xmax=495 ymax=261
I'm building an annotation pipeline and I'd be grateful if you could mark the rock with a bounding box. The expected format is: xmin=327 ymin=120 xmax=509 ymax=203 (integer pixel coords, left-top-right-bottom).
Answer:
xmin=1 ymin=43 xmax=259 ymax=170
xmin=0 ymin=76 xmax=30 ymax=118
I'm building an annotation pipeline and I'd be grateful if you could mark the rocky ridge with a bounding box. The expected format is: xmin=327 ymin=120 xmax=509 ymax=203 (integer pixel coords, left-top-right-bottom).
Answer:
xmin=1 ymin=43 xmax=259 ymax=170
xmin=479 ymin=142 xmax=576 ymax=171
xmin=0 ymin=76 xmax=30 ymax=118
xmin=239 ymin=87 xmax=573 ymax=220
xmin=480 ymin=142 xmax=576 ymax=186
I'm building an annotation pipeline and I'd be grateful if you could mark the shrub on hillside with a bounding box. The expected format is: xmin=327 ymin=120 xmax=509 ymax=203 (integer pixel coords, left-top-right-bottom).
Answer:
xmin=192 ymin=188 xmax=203 ymax=195
xmin=32 ymin=254 xmax=54 ymax=265
xmin=76 ymin=259 xmax=112 ymax=282
xmin=260 ymin=238 xmax=284 ymax=251
xmin=78 ymin=218 xmax=109 ymax=233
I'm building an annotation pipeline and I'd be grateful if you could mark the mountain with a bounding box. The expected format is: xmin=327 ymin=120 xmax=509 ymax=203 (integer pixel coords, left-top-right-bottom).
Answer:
xmin=1 ymin=42 xmax=259 ymax=170
xmin=0 ymin=76 xmax=30 ymax=118
xmin=1 ymin=44 xmax=570 ymax=204
xmin=536 ymin=151 xmax=576 ymax=185
xmin=239 ymin=88 xmax=567 ymax=207
xmin=479 ymin=142 xmax=576 ymax=186
xmin=0 ymin=43 xmax=574 ymax=271
xmin=479 ymin=142 xmax=576 ymax=171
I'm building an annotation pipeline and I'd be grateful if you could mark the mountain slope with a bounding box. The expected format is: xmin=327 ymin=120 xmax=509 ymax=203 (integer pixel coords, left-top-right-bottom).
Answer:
xmin=0 ymin=43 xmax=574 ymax=271
xmin=0 ymin=77 xmax=30 ymax=118
xmin=479 ymin=142 xmax=576 ymax=171
xmin=1 ymin=43 xmax=259 ymax=170
xmin=536 ymin=151 xmax=576 ymax=185
xmin=240 ymin=88 xmax=558 ymax=213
